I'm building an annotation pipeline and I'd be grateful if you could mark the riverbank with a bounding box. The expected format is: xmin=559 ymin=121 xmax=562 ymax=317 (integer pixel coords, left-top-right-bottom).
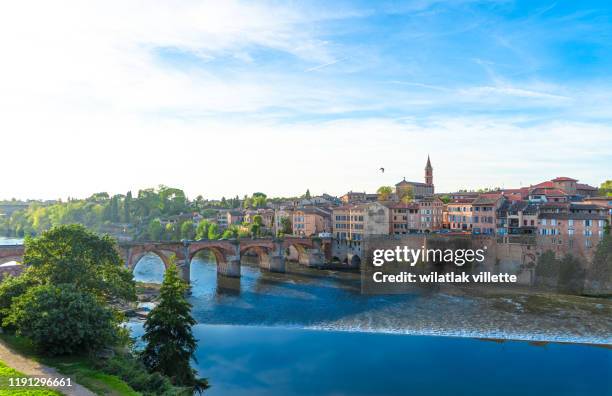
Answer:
xmin=0 ymin=359 xmax=63 ymax=395
xmin=0 ymin=334 xmax=137 ymax=396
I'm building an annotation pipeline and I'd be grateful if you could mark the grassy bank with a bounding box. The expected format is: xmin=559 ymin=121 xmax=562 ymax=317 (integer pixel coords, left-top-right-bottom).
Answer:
xmin=0 ymin=359 xmax=62 ymax=396
xmin=0 ymin=334 xmax=138 ymax=396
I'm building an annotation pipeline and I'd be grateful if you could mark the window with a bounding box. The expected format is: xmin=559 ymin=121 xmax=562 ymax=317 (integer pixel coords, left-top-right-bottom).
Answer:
xmin=584 ymin=220 xmax=592 ymax=227
xmin=541 ymin=219 xmax=547 ymax=226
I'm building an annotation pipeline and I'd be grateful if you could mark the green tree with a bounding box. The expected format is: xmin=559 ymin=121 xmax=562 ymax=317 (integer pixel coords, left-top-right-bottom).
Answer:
xmin=250 ymin=214 xmax=263 ymax=238
xmin=3 ymin=284 xmax=120 ymax=356
xmin=242 ymin=195 xmax=252 ymax=209
xmin=24 ymin=225 xmax=135 ymax=303
xmin=439 ymin=195 xmax=451 ymax=204
xmin=599 ymin=180 xmax=612 ymax=196
xmin=398 ymin=185 xmax=414 ymax=204
xmin=557 ymin=254 xmax=585 ymax=294
xmin=148 ymin=219 xmax=163 ymax=240
xmin=279 ymin=217 xmax=292 ymax=236
xmin=588 ymin=233 xmax=612 ymax=289
xmin=194 ymin=195 xmax=204 ymax=211
xmin=0 ymin=272 xmax=37 ymax=327
xmin=180 ymin=220 xmax=194 ymax=240
xmin=222 ymin=228 xmax=236 ymax=239
xmin=123 ymin=191 xmax=132 ymax=223
xmin=207 ymin=223 xmax=220 ymax=240
xmin=164 ymin=223 xmax=175 ymax=241
xmin=141 ymin=262 xmax=208 ymax=393
xmin=376 ymin=186 xmax=393 ymax=201
xmin=110 ymin=195 xmax=120 ymax=222
xmin=534 ymin=250 xmax=559 ymax=284
xmin=195 ymin=220 xmax=210 ymax=240
xmin=252 ymin=193 xmax=267 ymax=208
xmin=304 ymin=189 xmax=311 ymax=199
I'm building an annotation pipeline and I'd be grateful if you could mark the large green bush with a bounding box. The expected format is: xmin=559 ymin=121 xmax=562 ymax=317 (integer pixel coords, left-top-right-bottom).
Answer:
xmin=3 ymin=284 xmax=120 ymax=356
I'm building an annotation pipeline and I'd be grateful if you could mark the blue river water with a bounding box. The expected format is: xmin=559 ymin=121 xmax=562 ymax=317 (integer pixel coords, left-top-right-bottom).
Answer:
xmin=126 ymin=323 xmax=611 ymax=396
xmin=130 ymin=252 xmax=611 ymax=395
xmin=2 ymin=239 xmax=609 ymax=394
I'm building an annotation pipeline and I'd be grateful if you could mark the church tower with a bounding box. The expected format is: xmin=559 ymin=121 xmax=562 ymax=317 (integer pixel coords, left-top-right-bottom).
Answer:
xmin=425 ymin=155 xmax=433 ymax=186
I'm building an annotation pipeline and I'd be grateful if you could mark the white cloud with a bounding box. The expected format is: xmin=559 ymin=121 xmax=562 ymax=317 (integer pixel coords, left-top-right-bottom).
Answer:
xmin=0 ymin=1 xmax=610 ymax=200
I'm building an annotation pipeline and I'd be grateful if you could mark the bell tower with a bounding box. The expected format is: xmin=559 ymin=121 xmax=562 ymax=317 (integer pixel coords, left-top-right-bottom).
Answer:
xmin=425 ymin=155 xmax=433 ymax=186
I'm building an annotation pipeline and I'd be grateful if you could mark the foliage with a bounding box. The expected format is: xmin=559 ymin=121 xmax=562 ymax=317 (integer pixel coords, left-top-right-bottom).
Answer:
xmin=0 ymin=333 xmax=153 ymax=396
xmin=599 ymin=180 xmax=612 ymax=196
xmin=439 ymin=195 xmax=451 ymax=204
xmin=278 ymin=216 xmax=292 ymax=236
xmin=557 ymin=254 xmax=585 ymax=294
xmin=0 ymin=272 xmax=37 ymax=328
xmin=0 ymin=185 xmax=189 ymax=240
xmin=376 ymin=186 xmax=393 ymax=201
xmin=303 ymin=189 xmax=311 ymax=199
xmin=533 ymin=250 xmax=560 ymax=290
xmin=249 ymin=214 xmax=263 ymax=237
xmin=100 ymin=354 xmax=179 ymax=396
xmin=589 ymin=233 xmax=612 ymax=286
xmin=180 ymin=220 xmax=194 ymax=240
xmin=23 ymin=225 xmax=135 ymax=303
xmin=141 ymin=262 xmax=208 ymax=393
xmin=195 ymin=221 xmax=210 ymax=240
xmin=147 ymin=219 xmax=163 ymax=240
xmin=251 ymin=193 xmax=267 ymax=208
xmin=3 ymin=284 xmax=121 ymax=356
xmin=207 ymin=223 xmax=220 ymax=240
xmin=398 ymin=185 xmax=413 ymax=203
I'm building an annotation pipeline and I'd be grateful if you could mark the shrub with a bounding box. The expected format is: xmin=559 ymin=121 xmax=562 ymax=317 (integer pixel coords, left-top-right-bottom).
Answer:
xmin=3 ymin=284 xmax=120 ymax=356
xmin=100 ymin=355 xmax=179 ymax=396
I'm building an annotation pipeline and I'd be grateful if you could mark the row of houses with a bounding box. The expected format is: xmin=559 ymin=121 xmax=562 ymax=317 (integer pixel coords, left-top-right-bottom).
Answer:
xmin=185 ymin=158 xmax=609 ymax=258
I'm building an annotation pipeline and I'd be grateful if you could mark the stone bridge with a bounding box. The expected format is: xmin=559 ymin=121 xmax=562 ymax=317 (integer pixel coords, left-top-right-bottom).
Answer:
xmin=0 ymin=236 xmax=328 ymax=282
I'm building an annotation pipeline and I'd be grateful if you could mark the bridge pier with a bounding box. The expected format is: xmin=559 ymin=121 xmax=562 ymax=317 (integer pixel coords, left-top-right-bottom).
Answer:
xmin=298 ymin=249 xmax=325 ymax=267
xmin=269 ymin=254 xmax=286 ymax=272
xmin=218 ymin=256 xmax=241 ymax=278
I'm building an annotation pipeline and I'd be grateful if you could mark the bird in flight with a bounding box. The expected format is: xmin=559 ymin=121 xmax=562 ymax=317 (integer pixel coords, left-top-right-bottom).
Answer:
xmin=379 ymin=167 xmax=385 ymax=173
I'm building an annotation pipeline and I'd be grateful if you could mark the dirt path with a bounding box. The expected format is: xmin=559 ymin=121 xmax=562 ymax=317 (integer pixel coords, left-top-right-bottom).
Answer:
xmin=0 ymin=340 xmax=95 ymax=396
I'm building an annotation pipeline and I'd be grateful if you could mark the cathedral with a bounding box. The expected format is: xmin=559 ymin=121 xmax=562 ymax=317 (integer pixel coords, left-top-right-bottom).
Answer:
xmin=395 ymin=156 xmax=434 ymax=199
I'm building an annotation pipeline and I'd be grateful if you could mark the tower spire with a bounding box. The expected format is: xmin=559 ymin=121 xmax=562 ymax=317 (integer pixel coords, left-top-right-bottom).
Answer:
xmin=425 ymin=155 xmax=433 ymax=185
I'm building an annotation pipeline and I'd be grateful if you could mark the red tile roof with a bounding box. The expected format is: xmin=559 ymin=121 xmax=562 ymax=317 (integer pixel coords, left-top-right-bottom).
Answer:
xmin=552 ymin=177 xmax=578 ymax=182
xmin=530 ymin=188 xmax=567 ymax=196
xmin=576 ymin=183 xmax=597 ymax=191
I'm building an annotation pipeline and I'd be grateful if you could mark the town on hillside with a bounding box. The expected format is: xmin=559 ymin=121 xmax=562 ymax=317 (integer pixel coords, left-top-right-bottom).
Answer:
xmin=1 ymin=157 xmax=610 ymax=264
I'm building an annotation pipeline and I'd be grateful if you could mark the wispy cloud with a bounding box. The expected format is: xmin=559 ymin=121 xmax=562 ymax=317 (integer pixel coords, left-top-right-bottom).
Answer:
xmin=0 ymin=0 xmax=611 ymax=199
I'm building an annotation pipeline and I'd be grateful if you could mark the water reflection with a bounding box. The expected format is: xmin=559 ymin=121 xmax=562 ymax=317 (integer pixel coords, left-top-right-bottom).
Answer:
xmin=124 ymin=323 xmax=612 ymax=396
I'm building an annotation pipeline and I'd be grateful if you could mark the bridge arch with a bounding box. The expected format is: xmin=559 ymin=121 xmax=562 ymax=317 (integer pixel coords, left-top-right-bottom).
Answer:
xmin=0 ymin=256 xmax=23 ymax=266
xmin=132 ymin=251 xmax=169 ymax=284
xmin=129 ymin=250 xmax=172 ymax=271
xmin=240 ymin=245 xmax=272 ymax=270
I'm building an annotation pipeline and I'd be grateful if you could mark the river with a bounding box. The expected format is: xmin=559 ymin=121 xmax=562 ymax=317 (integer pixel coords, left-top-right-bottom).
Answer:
xmin=130 ymin=252 xmax=612 ymax=395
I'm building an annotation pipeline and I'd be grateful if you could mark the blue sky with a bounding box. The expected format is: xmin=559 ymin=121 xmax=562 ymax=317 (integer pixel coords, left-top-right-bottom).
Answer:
xmin=1 ymin=0 xmax=611 ymax=199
